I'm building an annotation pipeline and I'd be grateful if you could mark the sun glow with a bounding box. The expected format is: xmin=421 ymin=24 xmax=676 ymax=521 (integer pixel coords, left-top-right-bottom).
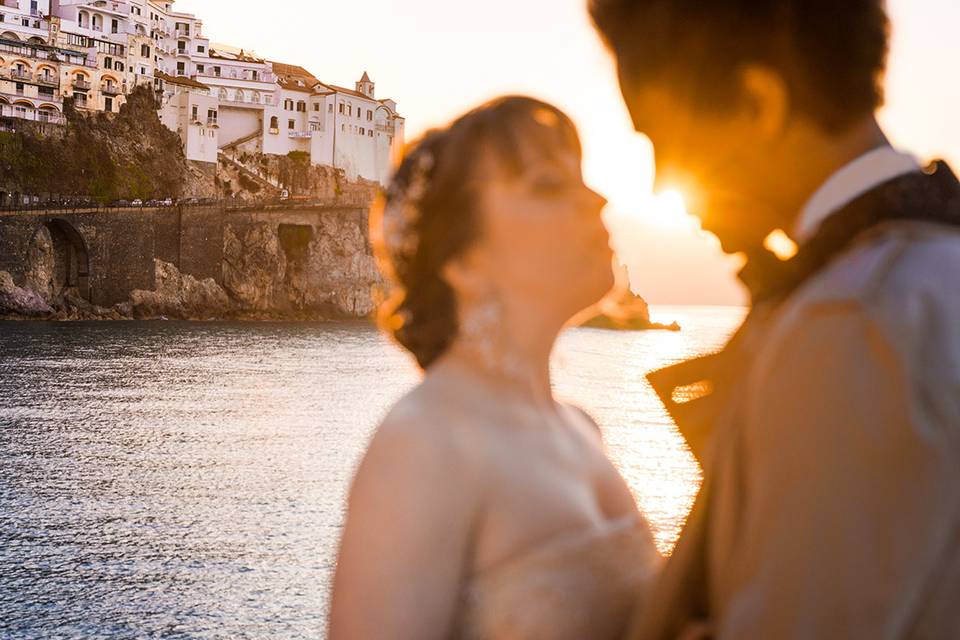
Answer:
xmin=643 ymin=189 xmax=699 ymax=232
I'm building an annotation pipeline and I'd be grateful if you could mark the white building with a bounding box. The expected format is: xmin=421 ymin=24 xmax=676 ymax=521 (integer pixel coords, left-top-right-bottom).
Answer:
xmin=157 ymin=70 xmax=217 ymax=163
xmin=3 ymin=0 xmax=405 ymax=184
xmin=197 ymin=43 xmax=276 ymax=149
xmin=260 ymin=64 xmax=404 ymax=184
xmin=0 ymin=0 xmax=50 ymax=42
xmin=1 ymin=0 xmax=73 ymax=127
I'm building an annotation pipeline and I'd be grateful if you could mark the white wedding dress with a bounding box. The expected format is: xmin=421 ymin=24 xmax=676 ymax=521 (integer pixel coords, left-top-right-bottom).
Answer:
xmin=455 ymin=516 xmax=661 ymax=639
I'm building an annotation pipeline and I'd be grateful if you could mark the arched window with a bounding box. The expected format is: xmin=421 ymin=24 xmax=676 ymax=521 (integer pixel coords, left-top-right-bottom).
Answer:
xmin=78 ymin=12 xmax=88 ymax=27
xmin=219 ymin=88 xmax=228 ymax=101
xmin=236 ymin=89 xmax=246 ymax=102
xmin=269 ymin=116 xmax=279 ymax=131
xmin=251 ymin=92 xmax=260 ymax=104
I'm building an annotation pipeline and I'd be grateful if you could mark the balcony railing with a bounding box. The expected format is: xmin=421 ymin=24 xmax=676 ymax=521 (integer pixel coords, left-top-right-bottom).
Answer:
xmin=288 ymin=131 xmax=312 ymax=139
xmin=0 ymin=41 xmax=63 ymax=63
xmin=206 ymin=117 xmax=218 ymax=127
xmin=11 ymin=69 xmax=32 ymax=82
xmin=0 ymin=102 xmax=66 ymax=125
xmin=101 ymin=84 xmax=122 ymax=96
xmin=220 ymin=98 xmax=270 ymax=109
xmin=375 ymin=122 xmax=395 ymax=134
xmin=72 ymin=78 xmax=92 ymax=91
xmin=36 ymin=74 xmax=59 ymax=87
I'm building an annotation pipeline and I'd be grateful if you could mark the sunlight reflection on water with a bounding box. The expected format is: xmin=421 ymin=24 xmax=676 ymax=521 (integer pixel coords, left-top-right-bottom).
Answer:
xmin=0 ymin=305 xmax=745 ymax=638
xmin=555 ymin=306 xmax=746 ymax=553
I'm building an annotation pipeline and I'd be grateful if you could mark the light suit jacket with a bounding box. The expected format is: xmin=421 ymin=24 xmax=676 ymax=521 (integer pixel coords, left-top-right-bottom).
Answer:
xmin=630 ymin=220 xmax=960 ymax=639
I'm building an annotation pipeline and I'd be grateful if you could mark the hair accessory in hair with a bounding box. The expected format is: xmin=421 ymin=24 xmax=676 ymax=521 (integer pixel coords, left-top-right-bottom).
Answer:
xmin=382 ymin=150 xmax=435 ymax=262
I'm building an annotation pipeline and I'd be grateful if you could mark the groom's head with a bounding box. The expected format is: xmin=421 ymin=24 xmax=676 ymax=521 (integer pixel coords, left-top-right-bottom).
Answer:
xmin=591 ymin=0 xmax=890 ymax=253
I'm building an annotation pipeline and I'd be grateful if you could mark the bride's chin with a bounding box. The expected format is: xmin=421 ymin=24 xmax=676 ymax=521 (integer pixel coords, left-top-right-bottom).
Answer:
xmin=573 ymin=271 xmax=617 ymax=314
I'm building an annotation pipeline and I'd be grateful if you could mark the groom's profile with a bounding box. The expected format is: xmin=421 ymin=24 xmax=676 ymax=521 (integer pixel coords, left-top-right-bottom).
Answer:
xmin=591 ymin=0 xmax=960 ymax=637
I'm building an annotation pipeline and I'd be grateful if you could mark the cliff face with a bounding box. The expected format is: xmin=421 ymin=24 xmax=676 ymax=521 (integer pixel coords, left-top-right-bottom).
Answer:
xmin=0 ymin=86 xmax=187 ymax=204
xmin=221 ymin=214 xmax=379 ymax=317
xmin=0 ymin=204 xmax=383 ymax=321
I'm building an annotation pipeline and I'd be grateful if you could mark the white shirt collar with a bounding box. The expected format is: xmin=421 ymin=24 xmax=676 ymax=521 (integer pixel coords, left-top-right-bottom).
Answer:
xmin=793 ymin=146 xmax=922 ymax=244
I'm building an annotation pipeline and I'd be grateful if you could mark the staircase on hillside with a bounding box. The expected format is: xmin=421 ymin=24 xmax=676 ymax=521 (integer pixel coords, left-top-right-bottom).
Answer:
xmin=218 ymin=151 xmax=282 ymax=196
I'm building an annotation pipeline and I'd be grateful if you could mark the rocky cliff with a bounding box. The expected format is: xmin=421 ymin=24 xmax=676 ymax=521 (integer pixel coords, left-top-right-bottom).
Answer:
xmin=0 ymin=86 xmax=189 ymax=204
xmin=0 ymin=205 xmax=382 ymax=322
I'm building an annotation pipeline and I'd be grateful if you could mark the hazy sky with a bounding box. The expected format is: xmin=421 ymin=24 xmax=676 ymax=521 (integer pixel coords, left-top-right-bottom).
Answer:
xmin=178 ymin=0 xmax=960 ymax=306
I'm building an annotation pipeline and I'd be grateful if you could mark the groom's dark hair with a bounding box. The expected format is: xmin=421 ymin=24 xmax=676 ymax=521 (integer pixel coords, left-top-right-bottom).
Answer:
xmin=590 ymin=0 xmax=889 ymax=132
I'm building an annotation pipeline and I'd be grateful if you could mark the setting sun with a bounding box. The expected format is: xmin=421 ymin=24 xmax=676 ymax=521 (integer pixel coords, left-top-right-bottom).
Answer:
xmin=643 ymin=189 xmax=698 ymax=233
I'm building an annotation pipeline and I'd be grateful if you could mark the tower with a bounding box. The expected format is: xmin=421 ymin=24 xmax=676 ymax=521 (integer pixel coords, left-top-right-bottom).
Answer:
xmin=356 ymin=72 xmax=375 ymax=99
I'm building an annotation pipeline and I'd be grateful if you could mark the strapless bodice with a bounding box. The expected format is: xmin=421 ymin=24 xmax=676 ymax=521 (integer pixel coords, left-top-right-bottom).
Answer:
xmin=455 ymin=517 xmax=661 ymax=640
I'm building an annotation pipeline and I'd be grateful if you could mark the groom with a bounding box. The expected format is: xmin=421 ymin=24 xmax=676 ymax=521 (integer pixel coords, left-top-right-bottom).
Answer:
xmin=591 ymin=0 xmax=960 ymax=637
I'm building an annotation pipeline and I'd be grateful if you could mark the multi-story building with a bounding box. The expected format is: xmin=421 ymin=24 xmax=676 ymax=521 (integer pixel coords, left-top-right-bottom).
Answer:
xmin=258 ymin=64 xmax=404 ymax=184
xmin=0 ymin=0 xmax=50 ymax=42
xmin=156 ymin=70 xmax=217 ymax=163
xmin=197 ymin=43 xmax=275 ymax=146
xmin=1 ymin=0 xmax=73 ymax=127
xmin=2 ymin=0 xmax=405 ymax=185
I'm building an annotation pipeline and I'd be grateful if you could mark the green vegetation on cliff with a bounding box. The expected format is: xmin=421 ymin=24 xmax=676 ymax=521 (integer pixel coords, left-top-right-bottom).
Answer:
xmin=0 ymin=86 xmax=186 ymax=203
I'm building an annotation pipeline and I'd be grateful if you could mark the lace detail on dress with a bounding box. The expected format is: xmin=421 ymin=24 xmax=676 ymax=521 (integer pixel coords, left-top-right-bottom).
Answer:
xmin=455 ymin=517 xmax=661 ymax=640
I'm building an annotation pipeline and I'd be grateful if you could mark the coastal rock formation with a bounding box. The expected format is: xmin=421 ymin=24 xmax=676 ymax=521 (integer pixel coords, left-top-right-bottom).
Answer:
xmin=583 ymin=264 xmax=681 ymax=332
xmin=0 ymin=271 xmax=54 ymax=317
xmin=130 ymin=260 xmax=234 ymax=320
xmin=306 ymin=215 xmax=381 ymax=316
xmin=23 ymin=227 xmax=56 ymax=301
xmin=222 ymin=223 xmax=285 ymax=311
xmin=221 ymin=216 xmax=381 ymax=318
xmin=0 ymin=203 xmax=382 ymax=322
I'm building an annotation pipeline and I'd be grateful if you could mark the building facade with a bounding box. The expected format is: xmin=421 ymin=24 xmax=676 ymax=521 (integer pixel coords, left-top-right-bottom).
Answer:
xmin=0 ymin=0 xmax=404 ymax=185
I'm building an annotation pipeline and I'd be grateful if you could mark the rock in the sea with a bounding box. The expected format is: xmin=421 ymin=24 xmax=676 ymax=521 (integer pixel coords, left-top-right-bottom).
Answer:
xmin=130 ymin=260 xmax=233 ymax=320
xmin=0 ymin=271 xmax=54 ymax=317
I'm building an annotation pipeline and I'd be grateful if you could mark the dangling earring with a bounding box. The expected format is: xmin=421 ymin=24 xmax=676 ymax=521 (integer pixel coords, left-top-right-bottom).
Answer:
xmin=458 ymin=288 xmax=529 ymax=381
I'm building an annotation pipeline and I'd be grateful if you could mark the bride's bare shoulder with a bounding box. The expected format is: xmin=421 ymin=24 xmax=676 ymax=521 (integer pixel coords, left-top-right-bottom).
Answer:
xmin=363 ymin=378 xmax=483 ymax=477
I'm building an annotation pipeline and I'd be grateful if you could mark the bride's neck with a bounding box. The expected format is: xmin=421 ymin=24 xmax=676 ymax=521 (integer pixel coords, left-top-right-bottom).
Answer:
xmin=439 ymin=303 xmax=561 ymax=410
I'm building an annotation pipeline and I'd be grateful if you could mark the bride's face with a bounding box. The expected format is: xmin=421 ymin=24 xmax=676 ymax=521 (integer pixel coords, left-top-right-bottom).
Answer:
xmin=466 ymin=136 xmax=614 ymax=321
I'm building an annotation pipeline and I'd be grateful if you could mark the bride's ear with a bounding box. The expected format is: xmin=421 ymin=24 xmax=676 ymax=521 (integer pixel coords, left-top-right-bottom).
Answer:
xmin=738 ymin=64 xmax=790 ymax=139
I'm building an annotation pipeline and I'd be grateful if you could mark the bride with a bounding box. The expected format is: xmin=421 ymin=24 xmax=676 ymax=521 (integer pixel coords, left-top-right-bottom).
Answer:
xmin=329 ymin=96 xmax=661 ymax=639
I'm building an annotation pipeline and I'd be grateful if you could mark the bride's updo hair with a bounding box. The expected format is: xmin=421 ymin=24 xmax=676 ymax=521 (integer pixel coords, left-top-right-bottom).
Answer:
xmin=372 ymin=96 xmax=581 ymax=369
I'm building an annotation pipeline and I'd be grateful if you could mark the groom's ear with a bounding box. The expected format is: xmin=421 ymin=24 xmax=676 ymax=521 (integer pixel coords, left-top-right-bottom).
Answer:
xmin=738 ymin=65 xmax=790 ymax=139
